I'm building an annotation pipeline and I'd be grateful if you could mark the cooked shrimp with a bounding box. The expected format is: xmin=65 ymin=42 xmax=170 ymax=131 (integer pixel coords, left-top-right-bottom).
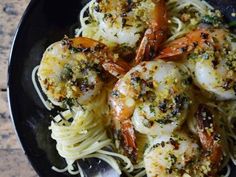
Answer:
xmin=144 ymin=132 xmax=199 ymax=177
xmin=87 ymin=0 xmax=156 ymax=48
xmin=144 ymin=104 xmax=223 ymax=177
xmin=134 ymin=0 xmax=169 ymax=64
xmin=85 ymin=0 xmax=168 ymax=54
xmin=158 ymin=28 xmax=236 ymax=100
xmin=109 ymin=60 xmax=193 ymax=161
xmin=38 ymin=36 xmax=130 ymax=107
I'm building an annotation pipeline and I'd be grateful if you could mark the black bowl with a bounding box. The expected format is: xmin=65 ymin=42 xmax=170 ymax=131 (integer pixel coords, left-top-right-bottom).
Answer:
xmin=7 ymin=0 xmax=236 ymax=176
xmin=8 ymin=0 xmax=119 ymax=176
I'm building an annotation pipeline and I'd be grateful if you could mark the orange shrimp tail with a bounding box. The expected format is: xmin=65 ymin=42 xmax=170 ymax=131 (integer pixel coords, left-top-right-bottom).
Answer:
xmin=121 ymin=119 xmax=137 ymax=162
xmin=195 ymin=104 xmax=223 ymax=176
xmin=157 ymin=29 xmax=211 ymax=60
xmin=102 ymin=60 xmax=131 ymax=79
xmin=135 ymin=0 xmax=168 ymax=64
xmin=70 ymin=36 xmax=103 ymax=48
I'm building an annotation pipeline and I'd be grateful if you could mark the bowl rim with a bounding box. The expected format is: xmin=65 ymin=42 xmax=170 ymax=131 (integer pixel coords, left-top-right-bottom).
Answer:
xmin=7 ymin=0 xmax=42 ymax=175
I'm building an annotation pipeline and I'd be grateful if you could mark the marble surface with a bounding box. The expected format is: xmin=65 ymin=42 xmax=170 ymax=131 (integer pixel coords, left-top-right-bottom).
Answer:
xmin=0 ymin=0 xmax=38 ymax=176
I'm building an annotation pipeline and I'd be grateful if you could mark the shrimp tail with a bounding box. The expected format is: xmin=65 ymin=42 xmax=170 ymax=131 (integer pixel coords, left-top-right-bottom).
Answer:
xmin=135 ymin=0 xmax=168 ymax=64
xmin=120 ymin=119 xmax=137 ymax=162
xmin=157 ymin=28 xmax=228 ymax=60
xmin=195 ymin=104 xmax=223 ymax=176
xmin=102 ymin=60 xmax=131 ymax=79
xmin=157 ymin=29 xmax=211 ymax=59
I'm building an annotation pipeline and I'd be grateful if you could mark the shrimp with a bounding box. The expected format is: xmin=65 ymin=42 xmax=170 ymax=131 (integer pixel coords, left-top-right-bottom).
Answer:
xmin=84 ymin=0 xmax=168 ymax=59
xmin=157 ymin=28 xmax=236 ymax=100
xmin=134 ymin=0 xmax=169 ymax=64
xmin=38 ymin=36 xmax=130 ymax=107
xmin=144 ymin=104 xmax=223 ymax=177
xmin=109 ymin=60 xmax=193 ymax=161
xmin=87 ymin=0 xmax=156 ymax=48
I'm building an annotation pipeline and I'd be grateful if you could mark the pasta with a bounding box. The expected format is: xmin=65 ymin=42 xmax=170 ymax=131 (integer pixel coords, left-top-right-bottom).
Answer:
xmin=32 ymin=0 xmax=236 ymax=176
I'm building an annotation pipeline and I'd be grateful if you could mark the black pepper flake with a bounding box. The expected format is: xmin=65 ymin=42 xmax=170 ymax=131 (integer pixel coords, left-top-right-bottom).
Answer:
xmin=143 ymin=119 xmax=154 ymax=128
xmin=63 ymin=98 xmax=77 ymax=108
xmin=151 ymin=46 xmax=158 ymax=58
xmin=170 ymin=154 xmax=177 ymax=164
xmin=179 ymin=46 xmax=188 ymax=53
xmin=131 ymin=76 xmax=141 ymax=84
xmin=127 ymin=0 xmax=133 ymax=5
xmin=161 ymin=141 xmax=165 ymax=147
xmin=184 ymin=76 xmax=193 ymax=85
xmin=140 ymin=63 xmax=146 ymax=67
xmin=171 ymin=108 xmax=180 ymax=116
xmin=174 ymin=95 xmax=184 ymax=105
xmin=222 ymin=79 xmax=233 ymax=90
xmin=104 ymin=13 xmax=112 ymax=20
xmin=94 ymin=5 xmax=101 ymax=12
xmin=201 ymin=32 xmax=209 ymax=40
xmin=68 ymin=118 xmax=74 ymax=123
xmin=212 ymin=58 xmax=219 ymax=69
xmin=153 ymin=143 xmax=160 ymax=148
xmin=147 ymin=82 xmax=154 ymax=88
xmin=173 ymin=95 xmax=189 ymax=115
xmin=204 ymin=40 xmax=211 ymax=46
xmin=125 ymin=1 xmax=134 ymax=12
xmin=92 ymin=63 xmax=102 ymax=74
xmin=170 ymin=138 xmax=179 ymax=150
xmin=159 ymin=100 xmax=167 ymax=113
xmin=61 ymin=37 xmax=71 ymax=46
xmin=204 ymin=150 xmax=211 ymax=157
xmin=122 ymin=18 xmax=127 ymax=27
xmin=193 ymin=41 xmax=198 ymax=47
xmin=111 ymin=90 xmax=120 ymax=97
xmin=156 ymin=117 xmax=173 ymax=124
xmin=94 ymin=43 xmax=106 ymax=51
xmin=213 ymin=133 xmax=221 ymax=141
xmin=166 ymin=168 xmax=173 ymax=174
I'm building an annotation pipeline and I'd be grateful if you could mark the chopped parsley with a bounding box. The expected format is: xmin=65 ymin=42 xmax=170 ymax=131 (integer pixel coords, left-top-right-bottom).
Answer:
xmin=201 ymin=14 xmax=222 ymax=27
xmin=61 ymin=64 xmax=73 ymax=80
xmin=225 ymin=50 xmax=236 ymax=71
